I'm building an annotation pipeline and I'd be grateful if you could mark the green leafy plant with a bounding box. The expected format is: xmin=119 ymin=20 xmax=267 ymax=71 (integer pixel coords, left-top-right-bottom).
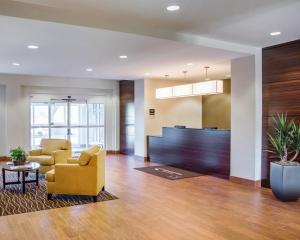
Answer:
xmin=268 ymin=113 xmax=300 ymax=163
xmin=9 ymin=147 xmax=26 ymax=162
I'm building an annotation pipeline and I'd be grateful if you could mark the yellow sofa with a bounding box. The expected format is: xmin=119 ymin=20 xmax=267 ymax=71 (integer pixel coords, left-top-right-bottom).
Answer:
xmin=45 ymin=145 xmax=105 ymax=202
xmin=27 ymin=139 xmax=72 ymax=174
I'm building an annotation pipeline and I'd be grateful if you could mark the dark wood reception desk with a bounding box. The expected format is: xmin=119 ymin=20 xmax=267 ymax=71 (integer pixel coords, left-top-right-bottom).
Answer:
xmin=147 ymin=127 xmax=231 ymax=178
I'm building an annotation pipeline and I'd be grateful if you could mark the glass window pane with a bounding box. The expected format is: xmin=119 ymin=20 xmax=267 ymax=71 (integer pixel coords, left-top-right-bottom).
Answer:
xmin=51 ymin=128 xmax=68 ymax=139
xmin=88 ymin=103 xmax=104 ymax=126
xmin=51 ymin=103 xmax=67 ymax=126
xmin=71 ymin=103 xmax=87 ymax=126
xmin=70 ymin=128 xmax=87 ymax=152
xmin=31 ymin=128 xmax=49 ymax=147
xmin=31 ymin=103 xmax=49 ymax=126
xmin=89 ymin=127 xmax=104 ymax=148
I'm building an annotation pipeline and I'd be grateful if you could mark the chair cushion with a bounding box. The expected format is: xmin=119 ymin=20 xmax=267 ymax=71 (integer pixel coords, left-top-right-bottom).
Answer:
xmin=41 ymin=139 xmax=71 ymax=155
xmin=78 ymin=151 xmax=92 ymax=166
xmin=27 ymin=155 xmax=54 ymax=165
xmin=86 ymin=145 xmax=100 ymax=154
xmin=45 ymin=169 xmax=55 ymax=182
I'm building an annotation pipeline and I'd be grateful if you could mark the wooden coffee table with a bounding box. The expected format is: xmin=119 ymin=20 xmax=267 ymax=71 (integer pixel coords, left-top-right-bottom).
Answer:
xmin=2 ymin=162 xmax=40 ymax=194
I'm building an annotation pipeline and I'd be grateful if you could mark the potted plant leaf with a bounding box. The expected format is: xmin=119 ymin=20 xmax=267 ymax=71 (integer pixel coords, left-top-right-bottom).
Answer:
xmin=10 ymin=147 xmax=26 ymax=166
xmin=267 ymin=113 xmax=300 ymax=202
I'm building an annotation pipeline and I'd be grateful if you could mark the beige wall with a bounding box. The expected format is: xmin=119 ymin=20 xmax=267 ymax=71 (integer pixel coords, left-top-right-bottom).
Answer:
xmin=202 ymin=79 xmax=231 ymax=130
xmin=144 ymin=78 xmax=202 ymax=137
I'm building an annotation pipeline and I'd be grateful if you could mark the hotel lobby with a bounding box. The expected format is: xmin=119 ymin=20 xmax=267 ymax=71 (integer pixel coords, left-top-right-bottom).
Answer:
xmin=0 ymin=1 xmax=300 ymax=239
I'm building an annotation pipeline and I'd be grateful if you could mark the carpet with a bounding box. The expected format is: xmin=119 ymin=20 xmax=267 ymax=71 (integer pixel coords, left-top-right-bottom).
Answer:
xmin=135 ymin=165 xmax=203 ymax=180
xmin=0 ymin=166 xmax=117 ymax=216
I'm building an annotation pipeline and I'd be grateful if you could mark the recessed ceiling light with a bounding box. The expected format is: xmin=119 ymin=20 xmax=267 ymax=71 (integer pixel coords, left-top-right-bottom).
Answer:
xmin=12 ymin=62 xmax=20 ymax=66
xmin=85 ymin=68 xmax=93 ymax=72
xmin=27 ymin=45 xmax=39 ymax=49
xmin=270 ymin=31 xmax=281 ymax=36
xmin=145 ymin=73 xmax=150 ymax=76
xmin=187 ymin=63 xmax=194 ymax=66
xmin=166 ymin=5 xmax=180 ymax=11
xmin=119 ymin=55 xmax=128 ymax=59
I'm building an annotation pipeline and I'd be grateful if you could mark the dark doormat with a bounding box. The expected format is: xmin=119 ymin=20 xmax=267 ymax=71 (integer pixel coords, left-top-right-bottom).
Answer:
xmin=135 ymin=165 xmax=203 ymax=180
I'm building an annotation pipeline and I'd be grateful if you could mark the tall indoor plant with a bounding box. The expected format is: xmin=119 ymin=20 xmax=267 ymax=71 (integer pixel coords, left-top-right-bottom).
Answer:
xmin=268 ymin=113 xmax=300 ymax=201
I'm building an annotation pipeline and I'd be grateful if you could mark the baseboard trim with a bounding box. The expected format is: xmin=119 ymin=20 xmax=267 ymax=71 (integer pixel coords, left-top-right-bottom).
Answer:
xmin=230 ymin=176 xmax=261 ymax=188
xmin=134 ymin=155 xmax=149 ymax=162
xmin=106 ymin=150 xmax=120 ymax=154
xmin=0 ymin=156 xmax=10 ymax=162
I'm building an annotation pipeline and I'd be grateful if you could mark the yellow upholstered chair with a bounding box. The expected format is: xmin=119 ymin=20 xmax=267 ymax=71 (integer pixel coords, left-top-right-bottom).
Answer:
xmin=27 ymin=139 xmax=72 ymax=174
xmin=45 ymin=145 xmax=105 ymax=202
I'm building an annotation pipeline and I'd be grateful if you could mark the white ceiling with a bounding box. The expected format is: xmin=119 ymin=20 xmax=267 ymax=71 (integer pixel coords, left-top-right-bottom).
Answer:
xmin=0 ymin=16 xmax=244 ymax=80
xmin=1 ymin=0 xmax=300 ymax=47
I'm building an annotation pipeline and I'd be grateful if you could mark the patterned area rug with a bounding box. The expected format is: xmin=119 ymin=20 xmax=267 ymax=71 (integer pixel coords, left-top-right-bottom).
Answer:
xmin=135 ymin=165 xmax=203 ymax=180
xmin=0 ymin=166 xmax=117 ymax=216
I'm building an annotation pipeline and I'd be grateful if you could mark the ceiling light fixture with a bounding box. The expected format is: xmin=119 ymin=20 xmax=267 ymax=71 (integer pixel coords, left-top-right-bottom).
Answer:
xmin=187 ymin=63 xmax=194 ymax=66
xmin=119 ymin=55 xmax=128 ymax=59
xmin=12 ymin=62 xmax=20 ymax=66
xmin=166 ymin=5 xmax=180 ymax=11
xmin=270 ymin=31 xmax=281 ymax=36
xmin=85 ymin=68 xmax=93 ymax=72
xmin=27 ymin=45 xmax=39 ymax=49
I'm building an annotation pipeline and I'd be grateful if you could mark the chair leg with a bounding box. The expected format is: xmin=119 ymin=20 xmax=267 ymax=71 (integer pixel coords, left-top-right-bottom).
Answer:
xmin=102 ymin=186 xmax=105 ymax=191
xmin=47 ymin=194 xmax=52 ymax=200
xmin=92 ymin=196 xmax=97 ymax=202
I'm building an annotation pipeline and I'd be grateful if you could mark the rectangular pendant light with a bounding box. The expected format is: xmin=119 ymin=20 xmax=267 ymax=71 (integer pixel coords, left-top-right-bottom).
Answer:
xmin=173 ymin=84 xmax=193 ymax=97
xmin=192 ymin=80 xmax=223 ymax=95
xmin=155 ymin=80 xmax=223 ymax=99
xmin=156 ymin=87 xmax=173 ymax=99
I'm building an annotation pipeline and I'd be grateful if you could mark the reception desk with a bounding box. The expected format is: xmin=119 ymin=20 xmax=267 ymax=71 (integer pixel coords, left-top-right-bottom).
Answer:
xmin=147 ymin=127 xmax=230 ymax=178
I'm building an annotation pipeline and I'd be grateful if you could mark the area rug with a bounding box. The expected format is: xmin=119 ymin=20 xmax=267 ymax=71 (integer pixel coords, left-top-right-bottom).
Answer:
xmin=0 ymin=167 xmax=117 ymax=216
xmin=135 ymin=165 xmax=203 ymax=180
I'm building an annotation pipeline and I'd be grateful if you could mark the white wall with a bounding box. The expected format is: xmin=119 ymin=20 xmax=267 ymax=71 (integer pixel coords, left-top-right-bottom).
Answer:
xmin=231 ymin=54 xmax=262 ymax=181
xmin=0 ymin=85 xmax=6 ymax=154
xmin=0 ymin=74 xmax=119 ymax=154
xmin=134 ymin=79 xmax=145 ymax=157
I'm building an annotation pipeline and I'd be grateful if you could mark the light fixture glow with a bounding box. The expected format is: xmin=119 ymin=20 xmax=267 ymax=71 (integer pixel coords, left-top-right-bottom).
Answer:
xmin=270 ymin=31 xmax=281 ymax=36
xmin=156 ymin=80 xmax=224 ymax=99
xmin=193 ymin=80 xmax=223 ymax=96
xmin=187 ymin=63 xmax=194 ymax=66
xmin=145 ymin=73 xmax=150 ymax=76
xmin=119 ymin=55 xmax=128 ymax=59
xmin=166 ymin=5 xmax=180 ymax=11
xmin=27 ymin=45 xmax=39 ymax=49
xmin=85 ymin=68 xmax=93 ymax=72
xmin=12 ymin=62 xmax=20 ymax=66
xmin=156 ymin=87 xmax=173 ymax=99
xmin=173 ymin=84 xmax=193 ymax=97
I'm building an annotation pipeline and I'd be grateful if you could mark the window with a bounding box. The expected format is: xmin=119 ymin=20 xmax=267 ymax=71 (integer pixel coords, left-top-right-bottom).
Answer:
xmin=30 ymin=100 xmax=105 ymax=154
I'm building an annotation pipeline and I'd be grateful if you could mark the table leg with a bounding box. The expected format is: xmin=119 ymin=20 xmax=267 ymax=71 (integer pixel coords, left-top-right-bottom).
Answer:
xmin=36 ymin=170 xmax=39 ymax=186
xmin=2 ymin=168 xmax=5 ymax=189
xmin=22 ymin=171 xmax=25 ymax=194
xmin=17 ymin=171 xmax=20 ymax=182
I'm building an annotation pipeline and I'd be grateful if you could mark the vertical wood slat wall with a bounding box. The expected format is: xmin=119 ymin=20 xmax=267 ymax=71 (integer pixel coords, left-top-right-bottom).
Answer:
xmin=262 ymin=39 xmax=300 ymax=187
xmin=119 ymin=80 xmax=135 ymax=155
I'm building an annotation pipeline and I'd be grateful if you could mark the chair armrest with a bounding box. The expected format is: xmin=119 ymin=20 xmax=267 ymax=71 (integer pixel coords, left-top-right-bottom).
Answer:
xmin=28 ymin=149 xmax=42 ymax=156
xmin=52 ymin=150 xmax=72 ymax=164
xmin=67 ymin=158 xmax=79 ymax=164
xmin=54 ymin=164 xmax=95 ymax=185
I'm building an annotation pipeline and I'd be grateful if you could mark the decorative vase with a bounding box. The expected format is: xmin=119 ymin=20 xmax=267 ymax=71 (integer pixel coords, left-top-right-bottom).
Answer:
xmin=12 ymin=157 xmax=26 ymax=166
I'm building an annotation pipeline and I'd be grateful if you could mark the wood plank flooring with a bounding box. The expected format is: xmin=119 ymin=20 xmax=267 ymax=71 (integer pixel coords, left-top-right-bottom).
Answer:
xmin=0 ymin=154 xmax=300 ymax=240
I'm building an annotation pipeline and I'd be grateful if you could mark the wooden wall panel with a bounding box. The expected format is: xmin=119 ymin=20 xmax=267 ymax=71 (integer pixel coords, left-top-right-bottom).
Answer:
xmin=262 ymin=39 xmax=300 ymax=187
xmin=119 ymin=80 xmax=135 ymax=155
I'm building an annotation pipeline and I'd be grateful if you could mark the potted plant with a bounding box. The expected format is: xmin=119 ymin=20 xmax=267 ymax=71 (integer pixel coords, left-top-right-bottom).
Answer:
xmin=10 ymin=147 xmax=26 ymax=166
xmin=267 ymin=113 xmax=300 ymax=202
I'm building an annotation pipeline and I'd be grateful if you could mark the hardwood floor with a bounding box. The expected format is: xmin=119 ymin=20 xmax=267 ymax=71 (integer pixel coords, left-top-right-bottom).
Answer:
xmin=1 ymin=154 xmax=300 ymax=240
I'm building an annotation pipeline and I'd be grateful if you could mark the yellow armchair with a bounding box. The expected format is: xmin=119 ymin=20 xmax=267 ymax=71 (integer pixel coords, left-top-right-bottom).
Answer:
xmin=45 ymin=146 xmax=105 ymax=202
xmin=27 ymin=139 xmax=72 ymax=173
